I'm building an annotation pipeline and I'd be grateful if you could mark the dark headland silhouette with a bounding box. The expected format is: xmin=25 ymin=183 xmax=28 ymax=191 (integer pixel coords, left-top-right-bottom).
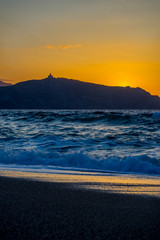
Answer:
xmin=0 ymin=74 xmax=160 ymax=109
xmin=0 ymin=80 xmax=12 ymax=87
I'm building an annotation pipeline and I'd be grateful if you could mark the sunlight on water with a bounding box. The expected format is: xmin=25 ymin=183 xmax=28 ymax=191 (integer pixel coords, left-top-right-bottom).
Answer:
xmin=0 ymin=170 xmax=160 ymax=198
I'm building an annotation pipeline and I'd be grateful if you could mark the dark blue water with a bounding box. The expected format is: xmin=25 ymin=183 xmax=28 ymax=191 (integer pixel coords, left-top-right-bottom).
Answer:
xmin=0 ymin=110 xmax=160 ymax=175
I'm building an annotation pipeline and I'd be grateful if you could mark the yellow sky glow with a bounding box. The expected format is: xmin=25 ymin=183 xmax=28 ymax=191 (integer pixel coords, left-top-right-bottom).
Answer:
xmin=0 ymin=0 xmax=160 ymax=96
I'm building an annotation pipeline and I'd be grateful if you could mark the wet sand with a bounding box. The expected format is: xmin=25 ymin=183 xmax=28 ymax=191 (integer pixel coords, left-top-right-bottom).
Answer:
xmin=0 ymin=175 xmax=160 ymax=240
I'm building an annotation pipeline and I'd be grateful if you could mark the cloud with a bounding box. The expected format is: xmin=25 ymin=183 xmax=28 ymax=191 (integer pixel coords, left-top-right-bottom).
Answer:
xmin=58 ymin=44 xmax=82 ymax=49
xmin=45 ymin=44 xmax=56 ymax=49
xmin=45 ymin=44 xmax=82 ymax=50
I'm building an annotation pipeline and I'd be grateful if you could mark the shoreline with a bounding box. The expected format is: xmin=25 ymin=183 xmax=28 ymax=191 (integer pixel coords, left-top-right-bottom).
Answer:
xmin=0 ymin=175 xmax=160 ymax=240
xmin=0 ymin=169 xmax=160 ymax=198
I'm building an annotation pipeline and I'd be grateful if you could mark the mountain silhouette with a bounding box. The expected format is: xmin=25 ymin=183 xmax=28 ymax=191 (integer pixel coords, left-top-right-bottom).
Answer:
xmin=0 ymin=75 xmax=160 ymax=109
xmin=0 ymin=80 xmax=12 ymax=87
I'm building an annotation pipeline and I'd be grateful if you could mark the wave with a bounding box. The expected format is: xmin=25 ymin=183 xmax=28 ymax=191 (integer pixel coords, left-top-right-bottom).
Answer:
xmin=0 ymin=110 xmax=160 ymax=176
xmin=153 ymin=112 xmax=160 ymax=119
xmin=1 ymin=110 xmax=159 ymax=125
xmin=0 ymin=150 xmax=159 ymax=175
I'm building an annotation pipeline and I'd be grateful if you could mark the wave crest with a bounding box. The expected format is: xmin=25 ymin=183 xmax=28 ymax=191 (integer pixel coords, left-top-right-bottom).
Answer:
xmin=0 ymin=149 xmax=159 ymax=175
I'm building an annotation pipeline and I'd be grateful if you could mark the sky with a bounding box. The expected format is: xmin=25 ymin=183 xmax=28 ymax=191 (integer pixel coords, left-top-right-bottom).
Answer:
xmin=0 ymin=0 xmax=160 ymax=95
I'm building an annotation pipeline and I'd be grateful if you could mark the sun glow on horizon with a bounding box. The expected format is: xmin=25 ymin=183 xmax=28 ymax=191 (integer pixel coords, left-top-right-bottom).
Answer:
xmin=115 ymin=77 xmax=132 ymax=88
xmin=118 ymin=82 xmax=130 ymax=88
xmin=0 ymin=0 xmax=160 ymax=96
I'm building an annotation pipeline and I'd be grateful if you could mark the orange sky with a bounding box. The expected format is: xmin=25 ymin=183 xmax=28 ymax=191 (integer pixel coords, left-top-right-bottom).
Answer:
xmin=1 ymin=0 xmax=160 ymax=96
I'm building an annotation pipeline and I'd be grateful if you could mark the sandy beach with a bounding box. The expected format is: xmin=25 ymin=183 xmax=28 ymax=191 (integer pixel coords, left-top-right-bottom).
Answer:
xmin=0 ymin=173 xmax=160 ymax=240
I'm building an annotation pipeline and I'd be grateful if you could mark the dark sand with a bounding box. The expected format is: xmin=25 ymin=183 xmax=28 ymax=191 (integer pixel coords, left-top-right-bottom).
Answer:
xmin=0 ymin=176 xmax=160 ymax=240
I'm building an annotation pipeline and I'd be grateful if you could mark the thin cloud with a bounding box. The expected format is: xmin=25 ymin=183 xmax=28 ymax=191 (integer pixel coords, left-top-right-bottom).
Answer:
xmin=45 ymin=44 xmax=56 ymax=49
xmin=58 ymin=44 xmax=82 ymax=49
xmin=45 ymin=44 xmax=82 ymax=50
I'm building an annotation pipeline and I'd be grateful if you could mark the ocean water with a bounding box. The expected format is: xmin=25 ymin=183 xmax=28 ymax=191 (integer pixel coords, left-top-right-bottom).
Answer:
xmin=0 ymin=110 xmax=160 ymax=175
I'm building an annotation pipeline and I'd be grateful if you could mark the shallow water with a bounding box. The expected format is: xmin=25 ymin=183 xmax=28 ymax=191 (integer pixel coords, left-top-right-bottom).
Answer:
xmin=0 ymin=110 xmax=160 ymax=175
xmin=1 ymin=170 xmax=160 ymax=198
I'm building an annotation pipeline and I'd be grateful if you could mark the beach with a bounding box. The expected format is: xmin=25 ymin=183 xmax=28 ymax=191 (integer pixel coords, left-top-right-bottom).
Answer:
xmin=0 ymin=172 xmax=160 ymax=240
xmin=0 ymin=109 xmax=160 ymax=240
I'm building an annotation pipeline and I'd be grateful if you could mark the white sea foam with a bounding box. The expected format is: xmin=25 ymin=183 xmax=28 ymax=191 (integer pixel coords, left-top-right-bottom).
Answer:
xmin=0 ymin=110 xmax=160 ymax=176
xmin=0 ymin=150 xmax=159 ymax=175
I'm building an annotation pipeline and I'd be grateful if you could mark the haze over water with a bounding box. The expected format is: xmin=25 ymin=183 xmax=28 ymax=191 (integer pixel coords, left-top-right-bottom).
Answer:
xmin=0 ymin=110 xmax=160 ymax=176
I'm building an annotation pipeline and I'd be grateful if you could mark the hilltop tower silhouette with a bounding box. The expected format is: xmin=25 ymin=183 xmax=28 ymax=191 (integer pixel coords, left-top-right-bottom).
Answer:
xmin=48 ymin=73 xmax=54 ymax=79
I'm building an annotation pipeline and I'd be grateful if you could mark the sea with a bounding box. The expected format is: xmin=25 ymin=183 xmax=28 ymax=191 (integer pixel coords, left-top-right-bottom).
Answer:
xmin=0 ymin=110 xmax=160 ymax=176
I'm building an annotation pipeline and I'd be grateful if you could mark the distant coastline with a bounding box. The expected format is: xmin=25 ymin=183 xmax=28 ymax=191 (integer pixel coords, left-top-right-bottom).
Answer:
xmin=0 ymin=75 xmax=160 ymax=109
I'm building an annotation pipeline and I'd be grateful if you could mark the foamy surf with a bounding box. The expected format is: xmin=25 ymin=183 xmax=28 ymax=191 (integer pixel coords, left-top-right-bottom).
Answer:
xmin=0 ymin=110 xmax=160 ymax=176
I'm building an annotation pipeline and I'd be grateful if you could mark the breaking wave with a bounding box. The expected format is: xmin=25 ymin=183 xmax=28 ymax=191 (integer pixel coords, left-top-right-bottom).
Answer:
xmin=0 ymin=150 xmax=160 ymax=175
xmin=0 ymin=110 xmax=160 ymax=175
